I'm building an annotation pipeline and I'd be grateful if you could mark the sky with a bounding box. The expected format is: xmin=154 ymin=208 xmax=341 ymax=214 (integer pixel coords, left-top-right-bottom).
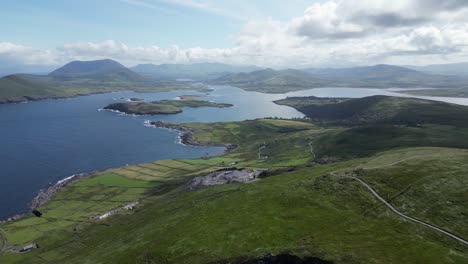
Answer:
xmin=1 ymin=0 xmax=468 ymax=71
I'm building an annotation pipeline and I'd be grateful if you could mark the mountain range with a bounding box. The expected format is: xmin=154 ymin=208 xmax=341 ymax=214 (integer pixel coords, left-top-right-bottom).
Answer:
xmin=1 ymin=59 xmax=468 ymax=103
xmin=131 ymin=62 xmax=262 ymax=80
xmin=0 ymin=60 xmax=188 ymax=103
xmin=213 ymin=64 xmax=468 ymax=93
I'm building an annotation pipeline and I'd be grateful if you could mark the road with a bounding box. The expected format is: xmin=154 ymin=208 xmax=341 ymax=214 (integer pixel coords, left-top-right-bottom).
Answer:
xmin=308 ymin=141 xmax=316 ymax=161
xmin=0 ymin=226 xmax=7 ymax=253
xmin=351 ymin=176 xmax=468 ymax=246
xmin=257 ymin=142 xmax=267 ymax=160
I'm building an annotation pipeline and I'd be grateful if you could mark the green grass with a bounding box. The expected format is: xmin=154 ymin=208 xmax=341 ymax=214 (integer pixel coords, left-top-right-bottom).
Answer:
xmin=1 ymin=117 xmax=467 ymax=263
xmin=2 ymin=148 xmax=467 ymax=263
xmin=278 ymin=95 xmax=468 ymax=127
xmin=355 ymin=148 xmax=468 ymax=238
xmin=73 ymin=173 xmax=160 ymax=188
xmin=313 ymin=124 xmax=468 ymax=160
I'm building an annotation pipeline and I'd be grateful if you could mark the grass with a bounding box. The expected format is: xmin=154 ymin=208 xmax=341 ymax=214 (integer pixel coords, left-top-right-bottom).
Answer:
xmin=103 ymin=99 xmax=232 ymax=115
xmin=277 ymin=95 xmax=468 ymax=127
xmin=399 ymin=88 xmax=468 ymax=98
xmin=313 ymin=124 xmax=468 ymax=160
xmin=2 ymin=148 xmax=467 ymax=263
xmin=355 ymin=148 xmax=468 ymax=238
xmin=73 ymin=173 xmax=160 ymax=188
xmin=1 ymin=117 xmax=467 ymax=263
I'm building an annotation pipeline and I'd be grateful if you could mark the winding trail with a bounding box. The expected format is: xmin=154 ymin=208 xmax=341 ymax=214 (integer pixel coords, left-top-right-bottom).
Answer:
xmin=0 ymin=227 xmax=7 ymax=253
xmin=350 ymin=176 xmax=468 ymax=246
xmin=331 ymin=155 xmax=468 ymax=246
xmin=257 ymin=142 xmax=267 ymax=160
xmin=308 ymin=141 xmax=316 ymax=161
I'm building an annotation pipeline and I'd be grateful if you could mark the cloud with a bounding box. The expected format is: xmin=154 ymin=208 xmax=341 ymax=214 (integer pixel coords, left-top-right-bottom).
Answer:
xmin=290 ymin=0 xmax=468 ymax=40
xmin=0 ymin=42 xmax=58 ymax=65
xmin=3 ymin=0 xmax=468 ymax=69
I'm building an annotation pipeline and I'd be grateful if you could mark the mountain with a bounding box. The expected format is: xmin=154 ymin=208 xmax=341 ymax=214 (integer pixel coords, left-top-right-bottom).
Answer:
xmin=305 ymin=64 xmax=428 ymax=80
xmin=213 ymin=68 xmax=331 ymax=93
xmin=131 ymin=62 xmax=262 ymax=80
xmin=215 ymin=64 xmax=468 ymax=93
xmin=0 ymin=74 xmax=64 ymax=103
xmin=404 ymin=62 xmax=468 ymax=76
xmin=0 ymin=59 xmax=193 ymax=104
xmin=49 ymin=59 xmax=143 ymax=81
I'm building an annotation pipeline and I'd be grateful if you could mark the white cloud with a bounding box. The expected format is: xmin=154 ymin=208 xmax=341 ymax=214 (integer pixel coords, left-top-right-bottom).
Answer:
xmin=3 ymin=0 xmax=468 ymax=69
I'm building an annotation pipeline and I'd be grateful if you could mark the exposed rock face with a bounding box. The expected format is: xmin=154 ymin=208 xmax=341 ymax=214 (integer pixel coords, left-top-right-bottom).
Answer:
xmin=186 ymin=169 xmax=262 ymax=190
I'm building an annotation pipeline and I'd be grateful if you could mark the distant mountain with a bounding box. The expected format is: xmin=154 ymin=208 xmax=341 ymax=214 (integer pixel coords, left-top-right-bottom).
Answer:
xmin=305 ymin=64 xmax=429 ymax=80
xmin=213 ymin=68 xmax=331 ymax=93
xmin=49 ymin=59 xmax=143 ymax=82
xmin=215 ymin=64 xmax=468 ymax=93
xmin=0 ymin=59 xmax=192 ymax=104
xmin=404 ymin=62 xmax=468 ymax=76
xmin=131 ymin=62 xmax=262 ymax=80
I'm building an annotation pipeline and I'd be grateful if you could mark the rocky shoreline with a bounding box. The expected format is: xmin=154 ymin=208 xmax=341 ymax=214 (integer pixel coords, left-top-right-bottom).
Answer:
xmin=0 ymin=173 xmax=90 ymax=223
xmin=1 ymin=121 xmax=234 ymax=223
xmin=150 ymin=121 xmax=237 ymax=151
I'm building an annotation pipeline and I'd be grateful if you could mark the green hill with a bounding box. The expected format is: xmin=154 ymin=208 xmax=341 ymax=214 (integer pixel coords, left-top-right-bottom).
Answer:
xmin=213 ymin=68 xmax=331 ymax=93
xmin=131 ymin=63 xmax=262 ymax=80
xmin=0 ymin=60 xmax=195 ymax=104
xmin=1 ymin=116 xmax=467 ymax=263
xmin=214 ymin=65 xmax=468 ymax=93
xmin=276 ymin=95 xmax=468 ymax=127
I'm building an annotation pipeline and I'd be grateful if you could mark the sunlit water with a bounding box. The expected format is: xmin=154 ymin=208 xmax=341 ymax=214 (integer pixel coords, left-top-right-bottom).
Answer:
xmin=1 ymin=85 xmax=467 ymax=219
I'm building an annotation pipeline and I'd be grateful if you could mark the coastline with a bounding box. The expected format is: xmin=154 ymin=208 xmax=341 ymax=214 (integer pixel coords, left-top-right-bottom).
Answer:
xmin=1 ymin=121 xmax=233 ymax=223
xmin=0 ymin=173 xmax=90 ymax=223
xmin=149 ymin=121 xmax=237 ymax=152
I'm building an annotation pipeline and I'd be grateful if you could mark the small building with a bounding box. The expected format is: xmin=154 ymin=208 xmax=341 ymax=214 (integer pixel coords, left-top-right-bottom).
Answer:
xmin=19 ymin=243 xmax=39 ymax=252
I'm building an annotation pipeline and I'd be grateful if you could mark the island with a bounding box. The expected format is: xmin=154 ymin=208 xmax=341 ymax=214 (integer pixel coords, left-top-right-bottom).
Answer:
xmin=103 ymin=98 xmax=233 ymax=115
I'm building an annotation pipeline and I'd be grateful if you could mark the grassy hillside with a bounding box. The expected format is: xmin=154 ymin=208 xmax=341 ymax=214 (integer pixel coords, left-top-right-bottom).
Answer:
xmin=276 ymin=96 xmax=468 ymax=160
xmin=0 ymin=119 xmax=466 ymax=263
xmin=212 ymin=69 xmax=331 ymax=93
xmin=276 ymin=95 xmax=468 ymax=127
xmin=1 ymin=97 xmax=468 ymax=263
xmin=0 ymin=60 xmax=196 ymax=104
xmin=398 ymin=88 xmax=468 ymax=98
xmin=214 ymin=65 xmax=468 ymax=93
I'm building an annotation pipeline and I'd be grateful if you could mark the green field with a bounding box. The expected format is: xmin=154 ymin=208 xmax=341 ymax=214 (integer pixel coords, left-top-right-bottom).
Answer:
xmin=1 ymin=96 xmax=468 ymax=263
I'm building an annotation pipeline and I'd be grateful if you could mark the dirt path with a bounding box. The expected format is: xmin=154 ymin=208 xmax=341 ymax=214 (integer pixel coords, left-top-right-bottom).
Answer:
xmin=331 ymin=155 xmax=468 ymax=246
xmin=0 ymin=227 xmax=7 ymax=253
xmin=308 ymin=141 xmax=316 ymax=161
xmin=258 ymin=142 xmax=267 ymax=160
xmin=350 ymin=176 xmax=468 ymax=246
xmin=362 ymin=156 xmax=418 ymax=170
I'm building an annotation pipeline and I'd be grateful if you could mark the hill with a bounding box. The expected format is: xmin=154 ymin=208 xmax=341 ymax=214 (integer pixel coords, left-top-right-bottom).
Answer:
xmin=49 ymin=59 xmax=144 ymax=82
xmin=405 ymin=62 xmax=468 ymax=76
xmin=0 ymin=60 xmax=194 ymax=104
xmin=276 ymin=95 xmax=468 ymax=159
xmin=275 ymin=95 xmax=468 ymax=127
xmin=213 ymin=68 xmax=331 ymax=93
xmin=131 ymin=62 xmax=262 ymax=80
xmin=1 ymin=116 xmax=467 ymax=263
xmin=214 ymin=65 xmax=468 ymax=93
xmin=104 ymin=98 xmax=232 ymax=115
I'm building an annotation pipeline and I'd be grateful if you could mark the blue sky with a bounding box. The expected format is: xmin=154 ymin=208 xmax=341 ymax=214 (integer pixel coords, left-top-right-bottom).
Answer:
xmin=0 ymin=0 xmax=313 ymax=48
xmin=1 ymin=0 xmax=468 ymax=70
